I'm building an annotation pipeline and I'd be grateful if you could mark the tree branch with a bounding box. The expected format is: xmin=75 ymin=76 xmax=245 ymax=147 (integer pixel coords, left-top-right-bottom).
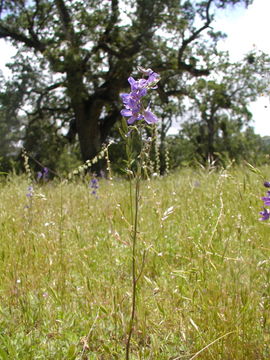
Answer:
xmin=54 ymin=0 xmax=76 ymax=44
xmin=35 ymin=81 xmax=64 ymax=114
xmin=157 ymin=82 xmax=190 ymax=102
xmin=0 ymin=23 xmax=45 ymax=51
xmin=178 ymin=0 xmax=213 ymax=63
xmin=105 ymin=0 xmax=119 ymax=37
xmin=176 ymin=0 xmax=213 ymax=77
xmin=178 ymin=61 xmax=210 ymax=76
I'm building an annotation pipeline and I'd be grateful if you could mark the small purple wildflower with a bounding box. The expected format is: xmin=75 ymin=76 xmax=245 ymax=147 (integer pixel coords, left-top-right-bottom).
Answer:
xmin=259 ymin=208 xmax=270 ymax=221
xmin=264 ymin=181 xmax=270 ymax=188
xmin=262 ymin=191 xmax=270 ymax=206
xmin=120 ymin=67 xmax=160 ymax=125
xmin=37 ymin=171 xmax=43 ymax=181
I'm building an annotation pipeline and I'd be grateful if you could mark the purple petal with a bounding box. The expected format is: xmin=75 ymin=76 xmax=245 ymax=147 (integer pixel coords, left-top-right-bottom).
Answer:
xmin=137 ymin=79 xmax=147 ymax=89
xmin=148 ymin=71 xmax=160 ymax=82
xmin=138 ymin=66 xmax=153 ymax=75
xmin=121 ymin=109 xmax=132 ymax=117
xmin=128 ymin=77 xmax=138 ymax=90
xmin=262 ymin=196 xmax=270 ymax=206
xmin=143 ymin=110 xmax=158 ymax=124
xmin=120 ymin=93 xmax=131 ymax=103
xmin=136 ymin=88 xmax=147 ymax=98
xmin=127 ymin=115 xmax=138 ymax=125
xmin=128 ymin=97 xmax=140 ymax=111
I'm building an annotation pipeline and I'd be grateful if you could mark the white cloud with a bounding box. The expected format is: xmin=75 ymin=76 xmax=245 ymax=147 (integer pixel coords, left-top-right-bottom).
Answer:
xmin=215 ymin=0 xmax=270 ymax=60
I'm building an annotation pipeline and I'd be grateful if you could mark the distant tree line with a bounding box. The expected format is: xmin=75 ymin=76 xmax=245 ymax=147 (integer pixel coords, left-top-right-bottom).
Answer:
xmin=0 ymin=0 xmax=269 ymax=175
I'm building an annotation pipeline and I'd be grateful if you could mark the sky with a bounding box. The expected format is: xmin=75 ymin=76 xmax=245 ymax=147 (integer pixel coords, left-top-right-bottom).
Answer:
xmin=0 ymin=0 xmax=269 ymax=136
xmin=213 ymin=0 xmax=270 ymax=136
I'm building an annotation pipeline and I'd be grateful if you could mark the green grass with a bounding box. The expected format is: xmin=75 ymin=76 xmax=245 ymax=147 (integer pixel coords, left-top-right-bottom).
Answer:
xmin=0 ymin=166 xmax=270 ymax=359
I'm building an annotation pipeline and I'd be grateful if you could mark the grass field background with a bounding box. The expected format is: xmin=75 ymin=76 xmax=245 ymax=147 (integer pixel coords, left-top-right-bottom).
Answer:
xmin=0 ymin=165 xmax=270 ymax=359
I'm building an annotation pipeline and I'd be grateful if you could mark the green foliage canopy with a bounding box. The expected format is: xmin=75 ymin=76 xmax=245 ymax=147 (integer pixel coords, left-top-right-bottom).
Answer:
xmin=0 ymin=0 xmax=254 ymax=169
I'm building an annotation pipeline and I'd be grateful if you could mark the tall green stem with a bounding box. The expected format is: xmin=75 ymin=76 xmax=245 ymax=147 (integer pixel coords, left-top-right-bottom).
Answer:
xmin=126 ymin=174 xmax=140 ymax=360
xmin=125 ymin=125 xmax=144 ymax=360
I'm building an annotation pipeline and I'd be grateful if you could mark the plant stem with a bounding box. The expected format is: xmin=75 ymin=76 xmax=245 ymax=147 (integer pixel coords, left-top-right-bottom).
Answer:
xmin=126 ymin=175 xmax=140 ymax=360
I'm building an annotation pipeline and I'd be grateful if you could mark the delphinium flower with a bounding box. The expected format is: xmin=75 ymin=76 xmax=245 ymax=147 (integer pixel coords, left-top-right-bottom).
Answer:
xmin=26 ymin=185 xmax=34 ymax=198
xmin=90 ymin=176 xmax=99 ymax=197
xmin=37 ymin=167 xmax=49 ymax=182
xmin=24 ymin=184 xmax=35 ymax=226
xmin=120 ymin=67 xmax=160 ymax=125
xmin=259 ymin=181 xmax=270 ymax=220
xmin=120 ymin=67 xmax=161 ymax=360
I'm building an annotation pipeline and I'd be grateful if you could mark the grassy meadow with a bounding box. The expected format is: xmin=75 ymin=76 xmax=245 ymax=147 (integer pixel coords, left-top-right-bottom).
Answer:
xmin=0 ymin=165 xmax=270 ymax=359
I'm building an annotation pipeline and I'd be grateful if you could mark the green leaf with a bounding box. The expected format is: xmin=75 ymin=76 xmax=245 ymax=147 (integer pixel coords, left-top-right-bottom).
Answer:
xmin=245 ymin=162 xmax=263 ymax=178
xmin=121 ymin=117 xmax=129 ymax=134
xmin=99 ymin=305 xmax=108 ymax=314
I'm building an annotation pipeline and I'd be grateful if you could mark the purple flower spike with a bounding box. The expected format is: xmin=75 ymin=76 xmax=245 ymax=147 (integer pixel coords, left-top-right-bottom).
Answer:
xmin=26 ymin=186 xmax=34 ymax=198
xmin=37 ymin=167 xmax=49 ymax=182
xmin=120 ymin=67 xmax=160 ymax=125
xmin=259 ymin=181 xmax=270 ymax=221
xmin=259 ymin=208 xmax=270 ymax=221
xmin=90 ymin=176 xmax=99 ymax=197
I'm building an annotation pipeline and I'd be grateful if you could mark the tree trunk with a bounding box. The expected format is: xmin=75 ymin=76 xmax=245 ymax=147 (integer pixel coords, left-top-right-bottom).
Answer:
xmin=66 ymin=66 xmax=105 ymax=164
xmin=66 ymin=63 xmax=129 ymax=165
xmin=73 ymin=99 xmax=103 ymax=163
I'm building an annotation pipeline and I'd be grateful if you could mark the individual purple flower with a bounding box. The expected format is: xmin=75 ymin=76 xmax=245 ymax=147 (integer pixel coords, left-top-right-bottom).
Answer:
xmin=146 ymin=72 xmax=160 ymax=89
xmin=144 ymin=106 xmax=158 ymax=124
xmin=37 ymin=171 xmax=43 ymax=181
xmin=264 ymin=181 xmax=270 ymax=188
xmin=259 ymin=208 xmax=270 ymax=221
xmin=262 ymin=191 xmax=270 ymax=206
xmin=128 ymin=77 xmax=148 ymax=93
xmin=137 ymin=66 xmax=160 ymax=88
